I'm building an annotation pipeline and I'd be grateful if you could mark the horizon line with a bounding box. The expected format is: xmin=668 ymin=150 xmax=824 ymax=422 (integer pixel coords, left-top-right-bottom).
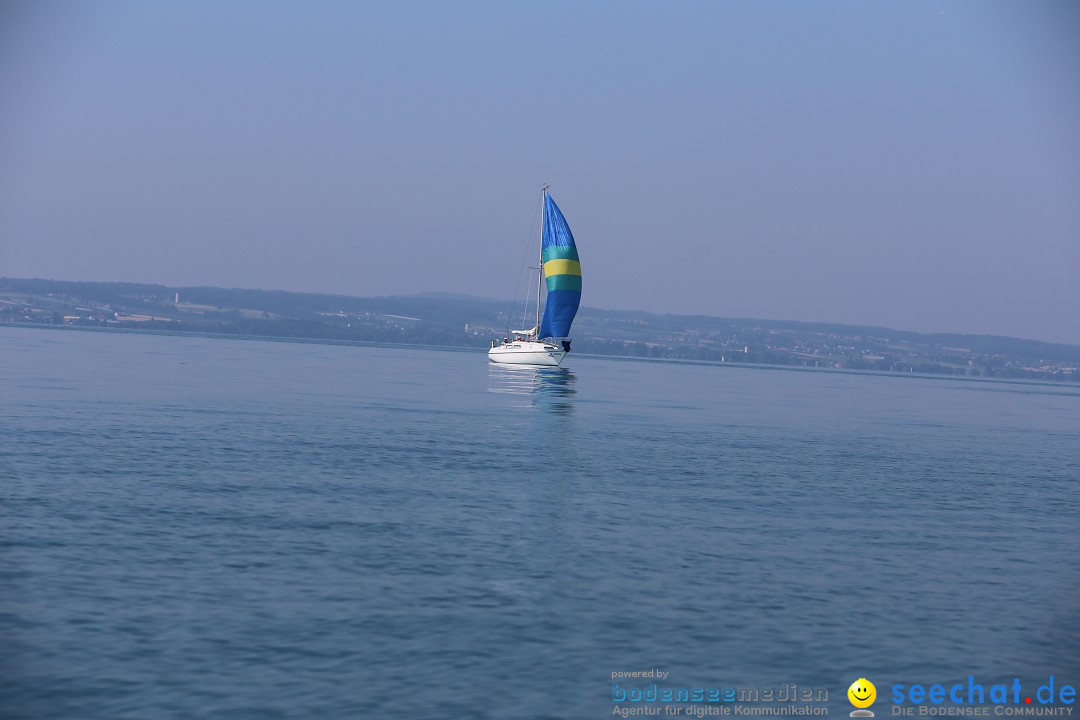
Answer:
xmin=1 ymin=275 xmax=1076 ymax=350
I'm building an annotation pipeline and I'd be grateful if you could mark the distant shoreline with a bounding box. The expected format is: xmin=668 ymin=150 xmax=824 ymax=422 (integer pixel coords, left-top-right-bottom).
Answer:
xmin=5 ymin=321 xmax=1077 ymax=391
xmin=3 ymin=277 xmax=1077 ymax=384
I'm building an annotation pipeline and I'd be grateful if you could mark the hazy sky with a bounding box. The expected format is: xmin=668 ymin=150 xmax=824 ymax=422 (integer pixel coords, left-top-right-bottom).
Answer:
xmin=2 ymin=1 xmax=1078 ymax=343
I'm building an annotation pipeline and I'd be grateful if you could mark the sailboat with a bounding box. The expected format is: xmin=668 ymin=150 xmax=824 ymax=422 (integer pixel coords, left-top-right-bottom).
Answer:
xmin=488 ymin=185 xmax=581 ymax=366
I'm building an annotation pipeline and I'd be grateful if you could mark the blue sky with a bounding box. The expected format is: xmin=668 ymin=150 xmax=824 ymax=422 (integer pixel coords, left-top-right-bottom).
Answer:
xmin=1 ymin=1 xmax=1077 ymax=343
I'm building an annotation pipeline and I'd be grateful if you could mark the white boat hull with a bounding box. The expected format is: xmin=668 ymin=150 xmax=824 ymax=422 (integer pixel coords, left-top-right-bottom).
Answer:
xmin=488 ymin=341 xmax=567 ymax=366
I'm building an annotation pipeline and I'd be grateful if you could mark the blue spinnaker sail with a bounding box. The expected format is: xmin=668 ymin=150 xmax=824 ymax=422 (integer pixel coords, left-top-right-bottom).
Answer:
xmin=538 ymin=193 xmax=581 ymax=340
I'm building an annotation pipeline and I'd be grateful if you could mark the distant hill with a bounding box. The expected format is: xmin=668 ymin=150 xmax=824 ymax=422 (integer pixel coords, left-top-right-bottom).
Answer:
xmin=411 ymin=291 xmax=506 ymax=303
xmin=2 ymin=277 xmax=1077 ymax=382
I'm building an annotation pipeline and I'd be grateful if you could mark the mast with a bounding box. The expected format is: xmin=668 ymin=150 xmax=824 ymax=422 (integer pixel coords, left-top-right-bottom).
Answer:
xmin=536 ymin=184 xmax=548 ymax=336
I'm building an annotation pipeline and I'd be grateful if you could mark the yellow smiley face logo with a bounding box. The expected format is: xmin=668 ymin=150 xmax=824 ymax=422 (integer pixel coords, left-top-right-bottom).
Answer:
xmin=848 ymin=679 xmax=876 ymax=708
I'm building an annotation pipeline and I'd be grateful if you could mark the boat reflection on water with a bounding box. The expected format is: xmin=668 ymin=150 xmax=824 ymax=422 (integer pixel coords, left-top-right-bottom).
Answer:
xmin=487 ymin=364 xmax=576 ymax=415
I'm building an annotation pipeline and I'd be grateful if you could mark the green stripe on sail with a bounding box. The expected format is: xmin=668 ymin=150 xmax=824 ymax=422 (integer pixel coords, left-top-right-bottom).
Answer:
xmin=542 ymin=245 xmax=579 ymax=262
xmin=546 ymin=274 xmax=582 ymax=292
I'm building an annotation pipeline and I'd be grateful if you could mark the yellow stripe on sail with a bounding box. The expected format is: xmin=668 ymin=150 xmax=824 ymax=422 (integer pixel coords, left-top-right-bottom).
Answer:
xmin=544 ymin=259 xmax=581 ymax=277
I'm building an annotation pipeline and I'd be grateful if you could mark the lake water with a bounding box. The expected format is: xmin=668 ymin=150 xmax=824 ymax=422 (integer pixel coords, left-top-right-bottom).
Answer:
xmin=2 ymin=326 xmax=1078 ymax=719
